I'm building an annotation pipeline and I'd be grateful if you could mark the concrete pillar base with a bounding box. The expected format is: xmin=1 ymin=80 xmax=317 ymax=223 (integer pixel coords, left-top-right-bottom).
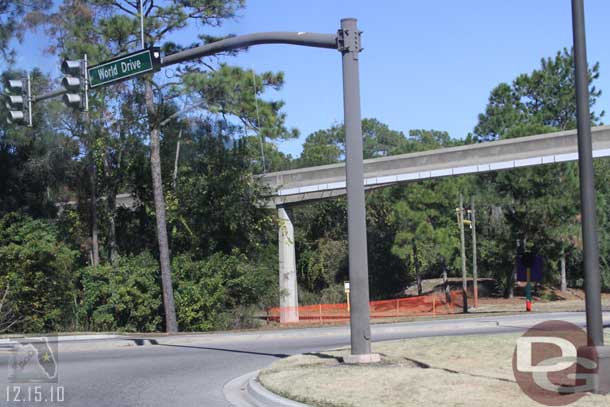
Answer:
xmin=578 ymin=345 xmax=610 ymax=394
xmin=279 ymin=308 xmax=299 ymax=324
xmin=278 ymin=207 xmax=299 ymax=324
xmin=342 ymin=353 xmax=381 ymax=364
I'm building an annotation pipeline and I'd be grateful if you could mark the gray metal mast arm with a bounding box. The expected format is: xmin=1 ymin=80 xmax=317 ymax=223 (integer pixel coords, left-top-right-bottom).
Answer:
xmin=32 ymin=32 xmax=337 ymax=103
xmin=161 ymin=32 xmax=338 ymax=67
xmin=33 ymin=87 xmax=67 ymax=103
xmin=30 ymin=32 xmax=337 ymax=103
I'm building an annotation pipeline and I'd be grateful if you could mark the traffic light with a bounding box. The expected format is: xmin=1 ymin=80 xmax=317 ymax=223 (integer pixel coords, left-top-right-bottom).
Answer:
xmin=61 ymin=58 xmax=88 ymax=111
xmin=4 ymin=76 xmax=32 ymax=126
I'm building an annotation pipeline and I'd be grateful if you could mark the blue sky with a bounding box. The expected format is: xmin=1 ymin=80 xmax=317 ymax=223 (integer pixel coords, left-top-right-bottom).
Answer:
xmin=9 ymin=0 xmax=610 ymax=156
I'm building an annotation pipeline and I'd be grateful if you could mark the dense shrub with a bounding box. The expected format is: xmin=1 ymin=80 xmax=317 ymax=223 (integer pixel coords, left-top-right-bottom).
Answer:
xmin=173 ymin=250 xmax=276 ymax=331
xmin=0 ymin=213 xmax=78 ymax=333
xmin=79 ymin=252 xmax=162 ymax=332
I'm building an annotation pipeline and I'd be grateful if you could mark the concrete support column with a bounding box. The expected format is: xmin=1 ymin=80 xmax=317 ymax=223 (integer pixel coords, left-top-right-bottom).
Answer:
xmin=278 ymin=207 xmax=299 ymax=323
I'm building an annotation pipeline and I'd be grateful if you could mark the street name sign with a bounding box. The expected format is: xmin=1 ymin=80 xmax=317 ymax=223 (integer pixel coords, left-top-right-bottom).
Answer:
xmin=88 ymin=48 xmax=160 ymax=89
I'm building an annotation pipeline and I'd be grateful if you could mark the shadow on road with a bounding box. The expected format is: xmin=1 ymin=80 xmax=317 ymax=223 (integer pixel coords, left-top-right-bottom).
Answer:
xmin=148 ymin=342 xmax=290 ymax=358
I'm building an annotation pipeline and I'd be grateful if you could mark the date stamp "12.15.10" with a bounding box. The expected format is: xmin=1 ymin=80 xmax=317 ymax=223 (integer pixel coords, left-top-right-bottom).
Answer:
xmin=5 ymin=337 xmax=66 ymax=406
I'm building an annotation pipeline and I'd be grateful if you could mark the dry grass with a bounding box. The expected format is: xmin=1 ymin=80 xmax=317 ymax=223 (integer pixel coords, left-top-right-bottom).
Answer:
xmin=473 ymin=299 xmax=590 ymax=313
xmin=259 ymin=331 xmax=610 ymax=407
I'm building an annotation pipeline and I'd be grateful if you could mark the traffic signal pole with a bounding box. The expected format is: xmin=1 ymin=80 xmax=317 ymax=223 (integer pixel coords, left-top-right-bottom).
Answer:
xmin=6 ymin=20 xmax=378 ymax=362
xmin=571 ymin=0 xmax=610 ymax=394
xmin=83 ymin=54 xmax=89 ymax=112
xmin=164 ymin=20 xmax=377 ymax=362
xmin=338 ymin=18 xmax=376 ymax=361
xmin=26 ymin=73 xmax=32 ymax=127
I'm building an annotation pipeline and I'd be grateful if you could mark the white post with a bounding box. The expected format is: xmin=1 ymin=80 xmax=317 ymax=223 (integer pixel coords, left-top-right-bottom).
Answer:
xmin=139 ymin=0 xmax=145 ymax=48
xmin=278 ymin=207 xmax=299 ymax=323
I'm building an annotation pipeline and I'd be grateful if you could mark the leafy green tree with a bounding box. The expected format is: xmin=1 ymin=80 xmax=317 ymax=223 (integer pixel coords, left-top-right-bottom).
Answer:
xmin=167 ymin=119 xmax=274 ymax=257
xmin=594 ymin=159 xmax=610 ymax=289
xmin=293 ymin=198 xmax=348 ymax=299
xmin=0 ymin=70 xmax=79 ymax=219
xmin=38 ymin=0 xmax=296 ymax=332
xmin=405 ymin=129 xmax=457 ymax=152
xmin=0 ymin=1 xmax=51 ymax=62
xmin=475 ymin=48 xmax=603 ymax=142
xmin=298 ymin=118 xmax=408 ymax=167
xmin=294 ymin=120 xmax=463 ymax=300
xmin=389 ymin=180 xmax=461 ymax=295
xmin=474 ymin=48 xmax=604 ymax=294
xmin=365 ymin=189 xmax=409 ymax=298
xmin=299 ymin=124 xmax=344 ymax=167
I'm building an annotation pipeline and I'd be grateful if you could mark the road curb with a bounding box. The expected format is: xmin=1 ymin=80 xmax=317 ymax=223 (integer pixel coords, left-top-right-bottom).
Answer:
xmin=0 ymin=336 xmax=161 ymax=354
xmin=224 ymin=370 xmax=310 ymax=407
xmin=0 ymin=334 xmax=119 ymax=343
xmin=248 ymin=374 xmax=310 ymax=407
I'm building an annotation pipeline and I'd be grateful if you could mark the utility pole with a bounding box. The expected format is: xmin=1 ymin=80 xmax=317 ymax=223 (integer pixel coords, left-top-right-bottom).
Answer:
xmin=471 ymin=195 xmax=478 ymax=308
xmin=571 ymin=0 xmax=610 ymax=393
xmin=458 ymin=194 xmax=468 ymax=313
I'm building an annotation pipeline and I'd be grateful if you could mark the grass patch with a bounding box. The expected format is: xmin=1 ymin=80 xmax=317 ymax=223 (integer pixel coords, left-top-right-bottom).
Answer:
xmin=259 ymin=331 xmax=610 ymax=407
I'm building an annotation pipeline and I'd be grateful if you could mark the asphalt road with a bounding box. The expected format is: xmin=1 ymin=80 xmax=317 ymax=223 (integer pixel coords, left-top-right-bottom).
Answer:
xmin=1 ymin=311 xmax=608 ymax=407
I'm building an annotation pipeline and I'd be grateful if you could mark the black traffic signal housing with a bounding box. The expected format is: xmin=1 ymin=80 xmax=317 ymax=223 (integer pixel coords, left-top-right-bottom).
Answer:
xmin=61 ymin=58 xmax=88 ymax=111
xmin=4 ymin=76 xmax=32 ymax=126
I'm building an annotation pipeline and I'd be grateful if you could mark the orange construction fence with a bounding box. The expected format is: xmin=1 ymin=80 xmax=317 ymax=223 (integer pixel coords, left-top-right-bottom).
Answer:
xmin=267 ymin=290 xmax=466 ymax=324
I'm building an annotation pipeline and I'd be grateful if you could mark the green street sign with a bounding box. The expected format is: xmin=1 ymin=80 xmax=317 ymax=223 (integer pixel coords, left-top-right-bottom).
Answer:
xmin=88 ymin=48 xmax=160 ymax=88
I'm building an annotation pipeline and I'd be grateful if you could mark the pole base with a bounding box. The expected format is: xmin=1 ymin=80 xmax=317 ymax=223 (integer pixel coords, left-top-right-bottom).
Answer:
xmin=577 ymin=346 xmax=610 ymax=394
xmin=343 ymin=353 xmax=381 ymax=364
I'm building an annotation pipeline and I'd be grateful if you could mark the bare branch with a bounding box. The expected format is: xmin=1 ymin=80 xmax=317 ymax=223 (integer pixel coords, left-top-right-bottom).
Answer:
xmin=113 ymin=1 xmax=137 ymax=16
xmin=145 ymin=0 xmax=154 ymax=17
xmin=0 ymin=282 xmax=21 ymax=333
xmin=160 ymin=99 xmax=208 ymax=127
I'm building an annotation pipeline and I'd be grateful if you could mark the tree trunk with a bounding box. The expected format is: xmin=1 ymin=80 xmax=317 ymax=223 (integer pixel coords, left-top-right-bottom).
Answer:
xmin=144 ymin=79 xmax=178 ymax=333
xmin=103 ymin=150 xmax=120 ymax=266
xmin=172 ymin=130 xmax=182 ymax=191
xmin=107 ymin=190 xmax=118 ymax=266
xmin=506 ymin=264 xmax=515 ymax=299
xmin=442 ymin=262 xmax=450 ymax=303
xmin=412 ymin=242 xmax=422 ymax=295
xmin=90 ymin=158 xmax=100 ymax=267
xmin=560 ymin=252 xmax=567 ymax=292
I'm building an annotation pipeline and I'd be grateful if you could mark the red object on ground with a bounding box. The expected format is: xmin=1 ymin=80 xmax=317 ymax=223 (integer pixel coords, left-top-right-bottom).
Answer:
xmin=526 ymin=300 xmax=532 ymax=312
xmin=267 ymin=291 xmax=464 ymax=324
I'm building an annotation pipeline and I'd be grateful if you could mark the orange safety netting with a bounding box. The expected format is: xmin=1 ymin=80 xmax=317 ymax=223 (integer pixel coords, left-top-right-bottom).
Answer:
xmin=267 ymin=290 xmax=466 ymax=324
